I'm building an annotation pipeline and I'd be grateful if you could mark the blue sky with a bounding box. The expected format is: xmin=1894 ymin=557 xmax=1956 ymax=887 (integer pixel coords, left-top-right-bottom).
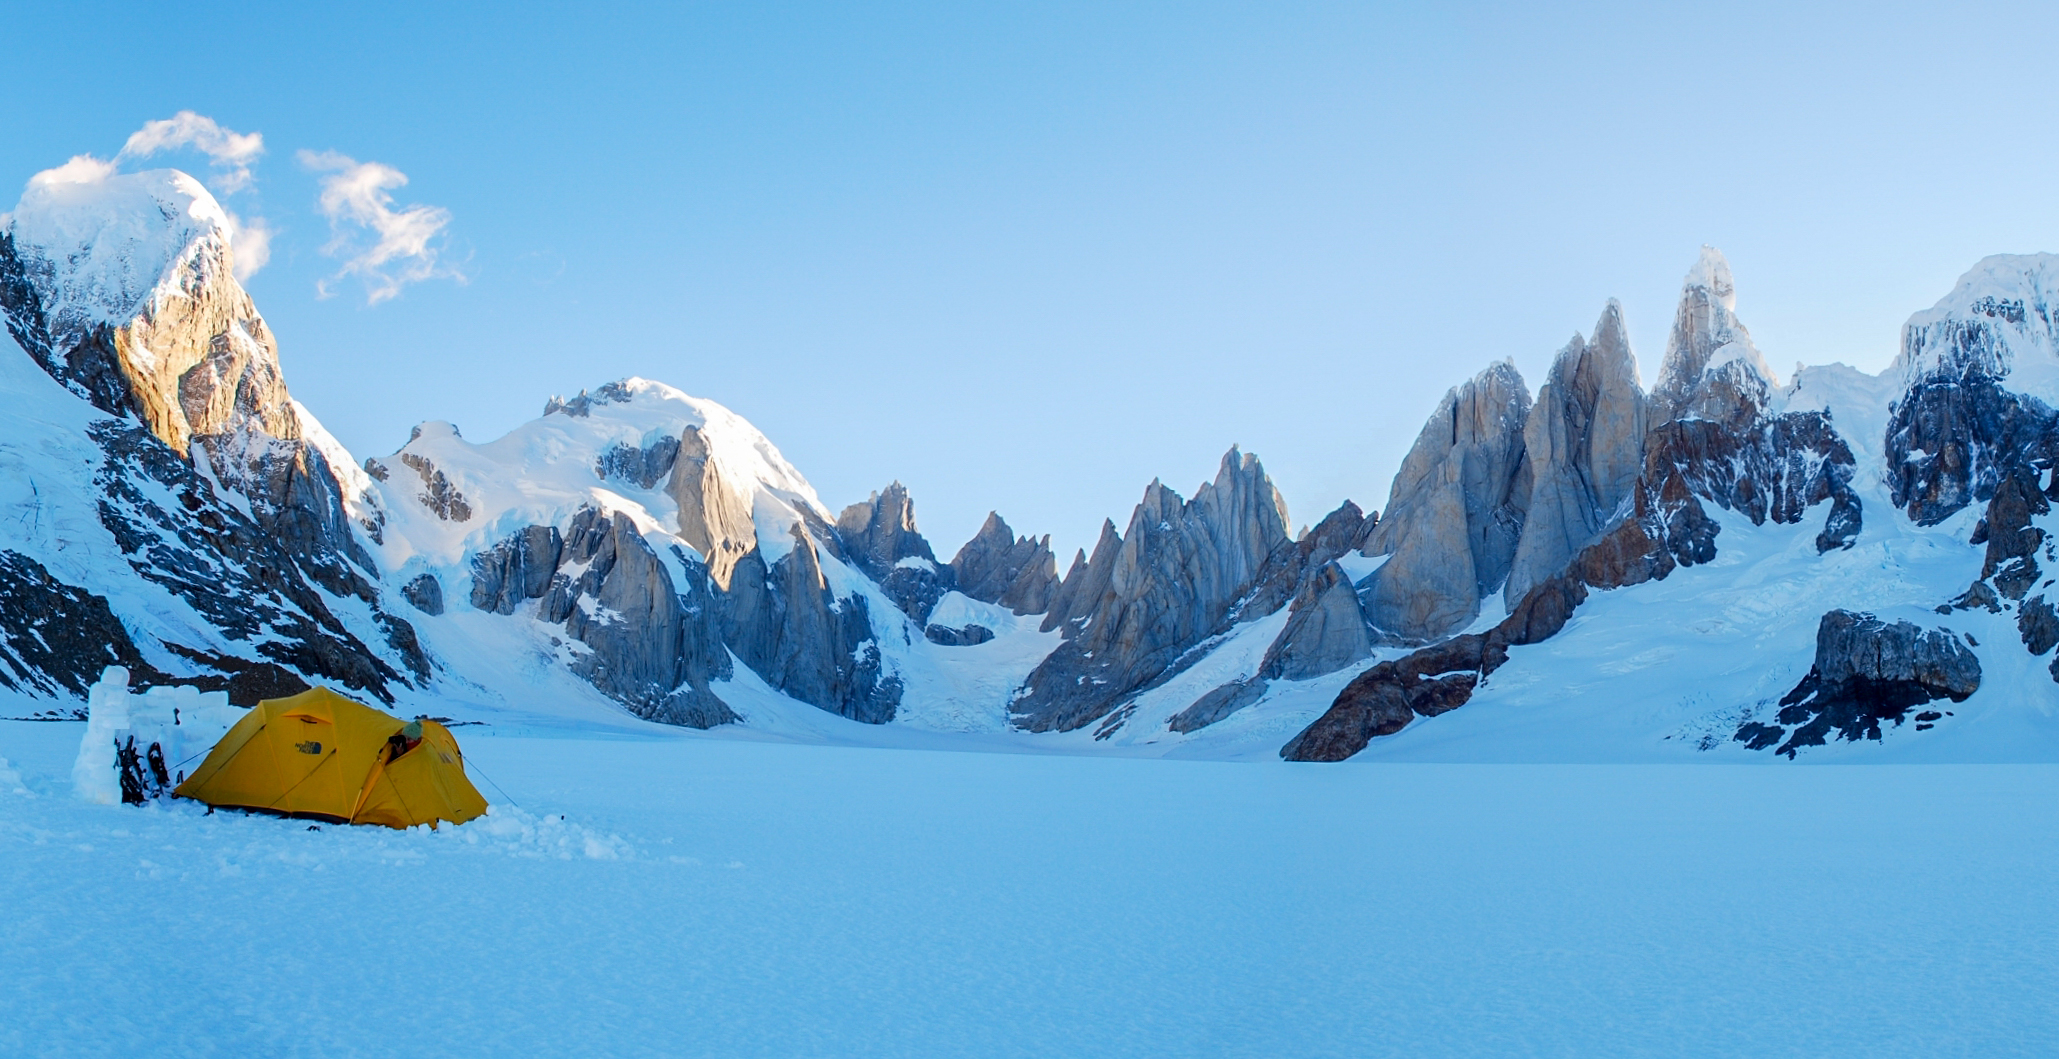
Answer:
xmin=6 ymin=0 xmax=2058 ymax=560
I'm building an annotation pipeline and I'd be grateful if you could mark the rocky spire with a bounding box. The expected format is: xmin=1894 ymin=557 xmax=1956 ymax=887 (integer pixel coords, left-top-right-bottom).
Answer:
xmin=1504 ymin=301 xmax=1647 ymax=606
xmin=1652 ymin=246 xmax=1778 ymax=427
xmin=1359 ymin=360 xmax=1533 ymax=641
xmin=1012 ymin=448 xmax=1292 ymax=733
xmin=836 ymin=481 xmax=952 ymax=620
xmin=949 ymin=512 xmax=1059 ymax=615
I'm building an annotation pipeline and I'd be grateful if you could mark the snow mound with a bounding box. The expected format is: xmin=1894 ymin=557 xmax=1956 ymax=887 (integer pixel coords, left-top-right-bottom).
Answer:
xmin=435 ymin=805 xmax=635 ymax=861
xmin=368 ymin=376 xmax=827 ymax=572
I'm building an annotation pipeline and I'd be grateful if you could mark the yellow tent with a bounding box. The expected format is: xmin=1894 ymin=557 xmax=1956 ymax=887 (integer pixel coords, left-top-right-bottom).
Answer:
xmin=174 ymin=687 xmax=487 ymax=829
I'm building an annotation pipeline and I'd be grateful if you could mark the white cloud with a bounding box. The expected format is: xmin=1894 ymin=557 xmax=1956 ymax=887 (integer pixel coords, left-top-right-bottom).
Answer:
xmin=116 ymin=111 xmax=265 ymax=194
xmin=220 ymin=213 xmax=273 ymax=281
xmin=26 ymin=154 xmax=119 ymax=189
xmin=298 ymin=149 xmax=459 ymax=305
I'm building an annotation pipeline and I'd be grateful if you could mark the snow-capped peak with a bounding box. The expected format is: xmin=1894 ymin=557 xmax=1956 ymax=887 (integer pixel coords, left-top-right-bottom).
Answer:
xmin=1683 ymin=245 xmax=1737 ymax=313
xmin=1656 ymin=245 xmax=1780 ymax=404
xmin=1891 ymin=253 xmax=2059 ymax=402
xmin=4 ymin=167 xmax=238 ymax=344
xmin=367 ymin=376 xmax=830 ymax=578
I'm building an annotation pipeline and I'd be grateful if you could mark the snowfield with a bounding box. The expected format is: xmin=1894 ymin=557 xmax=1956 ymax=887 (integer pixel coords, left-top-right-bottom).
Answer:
xmin=6 ymin=716 xmax=2059 ymax=1058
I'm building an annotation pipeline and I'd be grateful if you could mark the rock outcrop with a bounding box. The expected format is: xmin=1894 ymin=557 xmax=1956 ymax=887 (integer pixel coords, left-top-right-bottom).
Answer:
xmin=1651 ymin=247 xmax=1783 ymax=427
xmin=1281 ymin=572 xmax=1587 ymax=761
xmin=1258 ymin=562 xmax=1371 ymax=681
xmin=1734 ymin=610 xmax=1980 ymax=757
xmin=1358 ymin=361 xmax=1532 ymax=641
xmin=949 ymin=513 xmax=1059 ymax=616
xmin=1884 ymin=254 xmax=2059 ymax=525
xmin=1161 ymin=501 xmax=1379 ymax=735
xmin=401 ymin=573 xmax=444 ymax=615
xmin=1011 ymin=448 xmax=1292 ymax=733
xmin=1646 ymin=248 xmax=1862 ymax=553
xmin=924 ymin=623 xmax=994 ymax=647
xmin=663 ymin=425 xmax=759 ymax=590
xmin=836 ymin=482 xmax=951 ymax=620
xmin=720 ymin=526 xmax=902 ymax=724
xmin=469 ymin=510 xmax=736 ymax=727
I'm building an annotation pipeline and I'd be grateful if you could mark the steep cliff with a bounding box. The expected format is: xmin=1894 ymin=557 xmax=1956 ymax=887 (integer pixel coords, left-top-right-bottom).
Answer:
xmin=1358 ymin=361 xmax=1532 ymax=641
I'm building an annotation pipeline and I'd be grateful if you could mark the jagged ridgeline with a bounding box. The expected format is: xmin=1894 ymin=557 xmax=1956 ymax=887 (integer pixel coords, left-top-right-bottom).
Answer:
xmin=2 ymin=164 xmax=2056 ymax=760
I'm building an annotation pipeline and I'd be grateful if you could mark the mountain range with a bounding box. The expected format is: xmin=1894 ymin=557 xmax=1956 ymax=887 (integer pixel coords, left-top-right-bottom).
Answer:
xmin=4 ymin=164 xmax=2055 ymax=762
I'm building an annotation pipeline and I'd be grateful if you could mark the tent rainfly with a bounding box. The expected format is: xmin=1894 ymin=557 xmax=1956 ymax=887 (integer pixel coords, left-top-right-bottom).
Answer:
xmin=174 ymin=687 xmax=487 ymax=829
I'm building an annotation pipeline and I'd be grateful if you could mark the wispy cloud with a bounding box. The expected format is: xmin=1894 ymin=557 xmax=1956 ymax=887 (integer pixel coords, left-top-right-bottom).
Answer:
xmin=298 ymin=149 xmax=459 ymax=305
xmin=116 ymin=111 xmax=265 ymax=194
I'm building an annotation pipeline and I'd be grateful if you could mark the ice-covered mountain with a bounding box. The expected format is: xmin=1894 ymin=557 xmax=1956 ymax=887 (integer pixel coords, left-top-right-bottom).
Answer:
xmin=3 ymin=164 xmax=2057 ymax=762
xmin=0 ymin=166 xmax=426 ymax=708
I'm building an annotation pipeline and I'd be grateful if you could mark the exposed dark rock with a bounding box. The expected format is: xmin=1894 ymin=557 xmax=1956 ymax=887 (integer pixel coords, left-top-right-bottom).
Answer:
xmin=470 ymin=526 xmax=564 ymax=615
xmin=2019 ymin=595 xmax=2059 ymax=656
xmin=0 ymin=550 xmax=159 ymax=698
xmin=479 ymin=509 xmax=737 ymax=727
xmin=836 ymin=482 xmax=951 ymax=621
xmin=924 ymin=623 xmax=994 ymax=647
xmin=595 ymin=435 xmax=681 ymax=490
xmin=1737 ymin=610 xmax=1980 ymax=758
xmin=1280 ymin=571 xmax=1587 ymax=761
xmin=90 ymin=421 xmax=420 ymax=702
xmin=1949 ymin=580 xmax=2003 ymax=613
xmin=1642 ymin=410 xmax=1860 ymax=549
xmin=155 ymin=646 xmax=316 ymax=707
xmin=402 ymin=573 xmax=445 ymax=616
xmin=1167 ymin=677 xmax=1268 ymax=734
xmin=720 ymin=525 xmax=902 ymax=724
xmin=4 ymin=205 xmax=430 ymax=705
xmin=1573 ymin=471 xmax=1718 ymax=589
xmin=559 ymin=508 xmax=736 ymax=728
xmin=1012 ymin=448 xmax=1291 ymax=733
xmin=542 ymin=381 xmax=636 ymax=418
xmin=948 ymin=512 xmax=1059 ymax=616
xmin=1977 ymin=464 xmax=2048 ymax=599
xmin=1238 ymin=501 xmax=1377 ymax=624
xmin=1886 ymin=368 xmax=2058 ymax=525
xmin=397 ymin=451 xmax=473 ymax=522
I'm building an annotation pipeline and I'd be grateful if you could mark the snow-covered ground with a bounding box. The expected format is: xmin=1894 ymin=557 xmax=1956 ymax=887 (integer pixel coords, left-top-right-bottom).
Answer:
xmin=6 ymin=715 xmax=2059 ymax=1058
